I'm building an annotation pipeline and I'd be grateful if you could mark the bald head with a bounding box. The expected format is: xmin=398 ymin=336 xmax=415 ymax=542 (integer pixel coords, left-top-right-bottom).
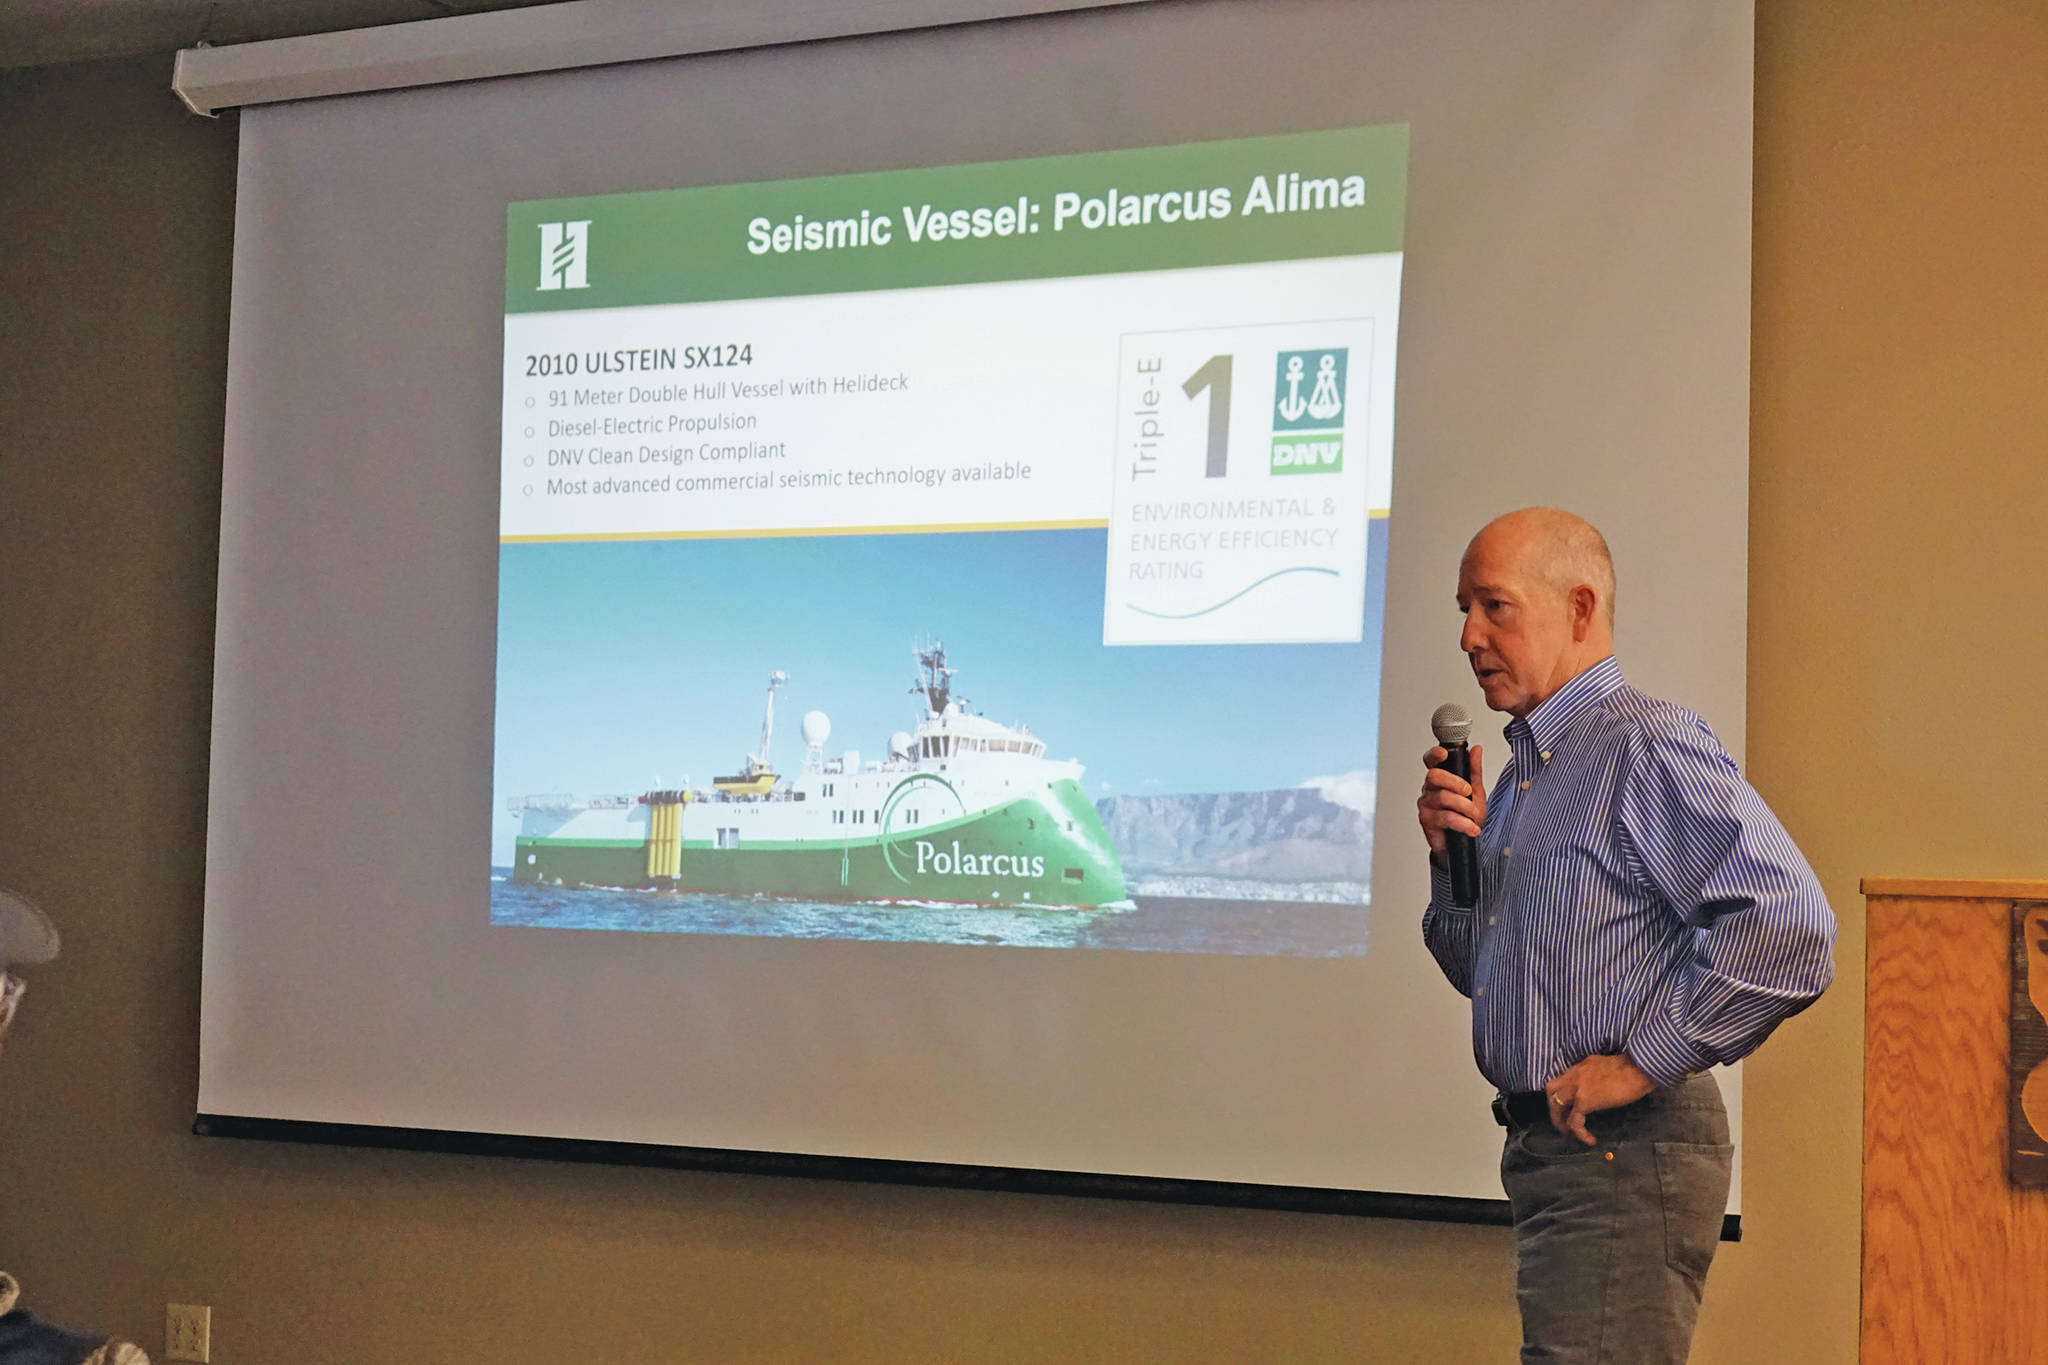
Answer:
xmin=1456 ymin=508 xmax=1618 ymax=717
xmin=1468 ymin=508 xmax=1616 ymax=627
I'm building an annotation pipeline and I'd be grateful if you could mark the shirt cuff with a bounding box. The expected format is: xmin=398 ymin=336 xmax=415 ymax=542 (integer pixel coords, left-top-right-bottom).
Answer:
xmin=1625 ymin=1001 xmax=1718 ymax=1089
xmin=1427 ymin=855 xmax=1471 ymax=914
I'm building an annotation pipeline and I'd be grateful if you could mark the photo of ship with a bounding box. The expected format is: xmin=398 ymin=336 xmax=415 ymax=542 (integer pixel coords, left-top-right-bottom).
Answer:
xmin=508 ymin=643 xmax=1131 ymax=909
xmin=490 ymin=524 xmax=1386 ymax=954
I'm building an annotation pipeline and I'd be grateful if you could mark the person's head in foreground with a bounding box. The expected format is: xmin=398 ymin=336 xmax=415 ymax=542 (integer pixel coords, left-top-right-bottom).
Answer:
xmin=0 ymin=891 xmax=152 ymax=1362
xmin=0 ymin=889 xmax=59 ymax=1059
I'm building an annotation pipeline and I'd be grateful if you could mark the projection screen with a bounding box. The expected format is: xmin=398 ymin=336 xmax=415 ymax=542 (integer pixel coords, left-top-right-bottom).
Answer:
xmin=199 ymin=0 xmax=1754 ymax=1218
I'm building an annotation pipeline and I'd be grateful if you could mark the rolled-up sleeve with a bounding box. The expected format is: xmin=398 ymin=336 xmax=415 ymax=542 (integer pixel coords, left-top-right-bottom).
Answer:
xmin=1615 ymin=719 xmax=1837 ymax=1087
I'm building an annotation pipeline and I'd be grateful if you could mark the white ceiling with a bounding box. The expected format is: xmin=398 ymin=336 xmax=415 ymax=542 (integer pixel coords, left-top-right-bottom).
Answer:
xmin=0 ymin=0 xmax=553 ymax=70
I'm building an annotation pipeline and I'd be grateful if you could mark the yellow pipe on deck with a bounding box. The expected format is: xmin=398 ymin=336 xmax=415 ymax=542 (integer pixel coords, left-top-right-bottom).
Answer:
xmin=646 ymin=796 xmax=685 ymax=881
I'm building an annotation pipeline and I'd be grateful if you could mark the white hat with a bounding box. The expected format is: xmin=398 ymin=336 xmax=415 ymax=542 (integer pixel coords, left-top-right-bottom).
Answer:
xmin=0 ymin=890 xmax=60 ymax=971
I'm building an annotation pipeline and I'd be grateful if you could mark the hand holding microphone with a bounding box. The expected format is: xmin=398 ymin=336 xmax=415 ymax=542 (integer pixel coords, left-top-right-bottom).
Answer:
xmin=1419 ymin=704 xmax=1485 ymax=907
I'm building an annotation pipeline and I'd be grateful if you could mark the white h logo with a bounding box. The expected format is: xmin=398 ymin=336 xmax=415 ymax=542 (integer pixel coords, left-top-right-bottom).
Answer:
xmin=537 ymin=221 xmax=590 ymax=291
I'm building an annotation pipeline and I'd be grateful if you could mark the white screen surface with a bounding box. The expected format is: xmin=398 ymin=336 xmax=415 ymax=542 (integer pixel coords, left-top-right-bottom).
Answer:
xmin=202 ymin=0 xmax=1753 ymax=1206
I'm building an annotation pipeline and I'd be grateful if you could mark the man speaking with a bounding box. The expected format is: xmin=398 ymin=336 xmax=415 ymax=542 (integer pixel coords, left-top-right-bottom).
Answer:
xmin=1416 ymin=508 xmax=1835 ymax=1364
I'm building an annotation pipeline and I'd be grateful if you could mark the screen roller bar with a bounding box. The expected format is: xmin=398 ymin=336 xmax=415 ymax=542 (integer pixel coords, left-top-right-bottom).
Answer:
xmin=191 ymin=1111 xmax=1743 ymax=1240
xmin=171 ymin=0 xmax=1165 ymax=116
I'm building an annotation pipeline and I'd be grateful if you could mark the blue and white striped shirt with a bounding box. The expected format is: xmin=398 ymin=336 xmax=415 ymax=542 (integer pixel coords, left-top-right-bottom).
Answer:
xmin=1422 ymin=656 xmax=1836 ymax=1094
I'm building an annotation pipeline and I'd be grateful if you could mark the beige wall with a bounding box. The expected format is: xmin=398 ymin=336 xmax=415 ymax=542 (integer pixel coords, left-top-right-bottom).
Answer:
xmin=2 ymin=4 xmax=2043 ymax=1359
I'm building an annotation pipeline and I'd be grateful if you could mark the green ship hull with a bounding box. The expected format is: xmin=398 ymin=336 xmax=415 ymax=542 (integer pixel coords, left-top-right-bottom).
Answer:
xmin=513 ymin=777 xmax=1127 ymax=908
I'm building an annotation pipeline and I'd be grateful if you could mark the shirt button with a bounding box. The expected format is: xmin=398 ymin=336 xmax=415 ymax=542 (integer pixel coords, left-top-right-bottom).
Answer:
xmin=1539 ymin=751 xmax=1551 ymax=762
xmin=1488 ymin=915 xmax=1496 ymax=925
xmin=1475 ymin=987 xmax=1484 ymax=997
xmin=1519 ymin=780 xmax=1531 ymax=791
xmin=1504 ymin=847 xmax=1512 ymax=857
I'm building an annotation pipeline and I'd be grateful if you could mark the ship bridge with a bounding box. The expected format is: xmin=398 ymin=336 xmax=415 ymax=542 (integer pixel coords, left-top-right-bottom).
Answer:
xmin=914 ymin=709 xmax=1044 ymax=761
xmin=899 ymin=642 xmax=1048 ymax=764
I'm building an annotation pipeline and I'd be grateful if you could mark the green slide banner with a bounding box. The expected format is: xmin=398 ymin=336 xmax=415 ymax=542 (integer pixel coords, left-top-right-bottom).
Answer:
xmin=507 ymin=123 xmax=1407 ymax=313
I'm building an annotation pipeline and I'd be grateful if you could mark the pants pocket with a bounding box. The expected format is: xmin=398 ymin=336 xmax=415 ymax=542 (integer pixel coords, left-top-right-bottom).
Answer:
xmin=1654 ymin=1141 xmax=1734 ymax=1281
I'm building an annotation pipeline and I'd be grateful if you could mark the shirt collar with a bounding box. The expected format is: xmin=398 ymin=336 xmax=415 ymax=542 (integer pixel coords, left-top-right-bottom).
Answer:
xmin=1511 ymin=655 xmax=1625 ymax=754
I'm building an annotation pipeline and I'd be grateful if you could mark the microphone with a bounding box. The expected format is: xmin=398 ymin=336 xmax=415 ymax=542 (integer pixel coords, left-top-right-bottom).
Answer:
xmin=1430 ymin=703 xmax=1481 ymax=908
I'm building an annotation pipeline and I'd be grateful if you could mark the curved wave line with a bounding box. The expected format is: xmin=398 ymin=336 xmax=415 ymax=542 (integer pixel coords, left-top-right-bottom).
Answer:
xmin=1127 ymin=565 xmax=1339 ymax=620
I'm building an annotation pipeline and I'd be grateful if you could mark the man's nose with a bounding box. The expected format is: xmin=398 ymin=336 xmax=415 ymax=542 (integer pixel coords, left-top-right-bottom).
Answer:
xmin=1460 ymin=612 xmax=1485 ymax=654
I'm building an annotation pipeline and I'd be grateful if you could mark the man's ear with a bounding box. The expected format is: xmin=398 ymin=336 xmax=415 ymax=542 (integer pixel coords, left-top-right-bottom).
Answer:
xmin=1569 ymin=584 xmax=1598 ymax=641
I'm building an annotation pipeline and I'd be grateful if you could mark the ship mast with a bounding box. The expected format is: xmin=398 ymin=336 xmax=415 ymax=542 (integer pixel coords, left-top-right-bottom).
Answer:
xmin=913 ymin=642 xmax=955 ymax=717
xmin=750 ymin=670 xmax=789 ymax=777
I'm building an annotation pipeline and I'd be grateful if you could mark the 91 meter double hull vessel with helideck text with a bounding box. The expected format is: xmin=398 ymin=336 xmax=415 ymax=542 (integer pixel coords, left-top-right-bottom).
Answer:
xmin=508 ymin=645 xmax=1129 ymax=909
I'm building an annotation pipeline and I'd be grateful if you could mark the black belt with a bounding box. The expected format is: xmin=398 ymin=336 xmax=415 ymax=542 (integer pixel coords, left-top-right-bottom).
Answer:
xmin=1491 ymin=1090 xmax=1550 ymax=1129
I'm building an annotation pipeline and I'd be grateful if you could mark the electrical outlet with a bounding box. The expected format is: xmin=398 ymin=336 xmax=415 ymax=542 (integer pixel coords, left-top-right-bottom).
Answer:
xmin=165 ymin=1303 xmax=210 ymax=1363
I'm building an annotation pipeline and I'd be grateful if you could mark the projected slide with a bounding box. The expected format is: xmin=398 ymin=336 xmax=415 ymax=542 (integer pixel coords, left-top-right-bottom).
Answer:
xmin=491 ymin=126 xmax=1405 ymax=955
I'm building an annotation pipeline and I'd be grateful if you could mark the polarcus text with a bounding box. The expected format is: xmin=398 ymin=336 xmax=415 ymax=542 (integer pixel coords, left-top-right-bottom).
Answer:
xmin=915 ymin=840 xmax=1047 ymax=879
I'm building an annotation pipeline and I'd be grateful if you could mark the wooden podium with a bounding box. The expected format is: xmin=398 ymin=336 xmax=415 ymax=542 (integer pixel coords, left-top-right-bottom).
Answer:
xmin=1862 ymin=877 xmax=2048 ymax=1364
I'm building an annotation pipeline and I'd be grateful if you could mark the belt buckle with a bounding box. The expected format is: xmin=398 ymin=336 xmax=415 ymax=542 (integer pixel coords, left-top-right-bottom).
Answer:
xmin=1490 ymin=1093 xmax=1511 ymax=1127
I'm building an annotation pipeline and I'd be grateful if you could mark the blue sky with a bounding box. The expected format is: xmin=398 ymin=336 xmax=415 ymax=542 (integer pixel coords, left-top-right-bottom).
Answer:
xmin=492 ymin=523 xmax=1386 ymax=813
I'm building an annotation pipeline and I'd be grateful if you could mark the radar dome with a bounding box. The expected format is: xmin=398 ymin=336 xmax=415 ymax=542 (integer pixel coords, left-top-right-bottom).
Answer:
xmin=800 ymin=710 xmax=831 ymax=746
xmin=889 ymin=731 xmax=914 ymax=759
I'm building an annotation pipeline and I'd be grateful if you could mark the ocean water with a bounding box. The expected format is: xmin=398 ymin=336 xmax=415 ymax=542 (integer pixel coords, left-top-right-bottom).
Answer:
xmin=488 ymin=875 xmax=1368 ymax=957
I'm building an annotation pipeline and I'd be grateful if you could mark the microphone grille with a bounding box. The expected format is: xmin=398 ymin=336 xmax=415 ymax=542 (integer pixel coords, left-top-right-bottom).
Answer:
xmin=1430 ymin=703 xmax=1472 ymax=745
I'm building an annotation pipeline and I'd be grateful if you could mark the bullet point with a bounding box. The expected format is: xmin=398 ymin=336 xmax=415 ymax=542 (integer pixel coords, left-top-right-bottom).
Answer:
xmin=523 ymin=484 xmax=534 ymax=496
xmin=525 ymin=397 xmax=535 ymax=408
xmin=523 ymin=456 xmax=534 ymax=467
xmin=524 ymin=426 xmax=534 ymax=437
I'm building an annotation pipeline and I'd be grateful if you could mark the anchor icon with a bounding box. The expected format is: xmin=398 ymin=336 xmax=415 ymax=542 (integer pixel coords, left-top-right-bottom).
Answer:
xmin=1306 ymin=353 xmax=1343 ymax=422
xmin=1277 ymin=355 xmax=1309 ymax=423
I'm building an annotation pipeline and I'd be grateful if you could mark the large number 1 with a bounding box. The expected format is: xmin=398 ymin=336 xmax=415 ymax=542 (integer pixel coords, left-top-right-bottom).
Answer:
xmin=1182 ymin=355 xmax=1233 ymax=479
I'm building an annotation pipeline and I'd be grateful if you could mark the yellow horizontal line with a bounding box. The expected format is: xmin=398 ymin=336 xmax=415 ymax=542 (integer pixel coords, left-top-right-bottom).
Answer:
xmin=502 ymin=518 xmax=1112 ymax=544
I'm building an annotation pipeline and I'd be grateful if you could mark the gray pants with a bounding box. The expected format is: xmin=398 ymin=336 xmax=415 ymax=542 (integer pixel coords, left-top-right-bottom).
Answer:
xmin=1499 ymin=1072 xmax=1734 ymax=1364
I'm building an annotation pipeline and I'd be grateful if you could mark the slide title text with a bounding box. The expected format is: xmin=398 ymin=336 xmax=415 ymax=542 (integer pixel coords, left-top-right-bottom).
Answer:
xmin=746 ymin=171 xmax=1371 ymax=256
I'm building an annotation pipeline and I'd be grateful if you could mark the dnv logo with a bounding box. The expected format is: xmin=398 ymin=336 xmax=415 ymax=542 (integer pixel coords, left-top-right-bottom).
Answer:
xmin=537 ymin=220 xmax=590 ymax=291
xmin=1270 ymin=347 xmax=1347 ymax=475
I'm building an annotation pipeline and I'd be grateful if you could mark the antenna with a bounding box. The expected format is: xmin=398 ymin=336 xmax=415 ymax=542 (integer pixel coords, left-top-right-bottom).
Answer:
xmin=912 ymin=639 xmax=955 ymax=716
